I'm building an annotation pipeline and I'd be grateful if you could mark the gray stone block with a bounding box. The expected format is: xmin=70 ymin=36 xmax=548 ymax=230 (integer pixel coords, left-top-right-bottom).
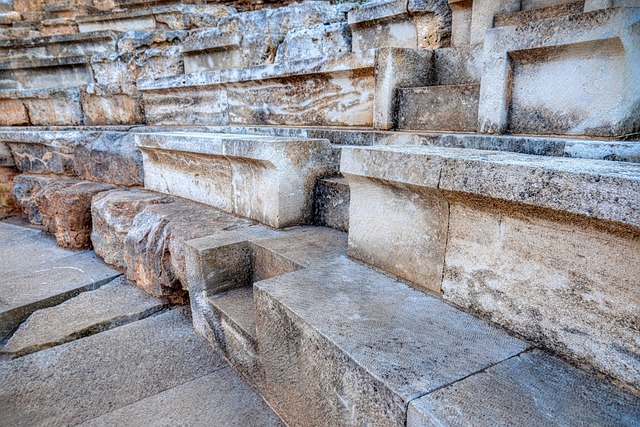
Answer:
xmin=313 ymin=176 xmax=350 ymax=232
xmin=408 ymin=350 xmax=640 ymax=427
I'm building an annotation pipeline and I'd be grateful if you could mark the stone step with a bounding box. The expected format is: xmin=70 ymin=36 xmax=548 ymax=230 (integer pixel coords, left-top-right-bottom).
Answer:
xmin=313 ymin=175 xmax=349 ymax=232
xmin=136 ymin=132 xmax=336 ymax=228
xmin=0 ymin=308 xmax=284 ymax=426
xmin=91 ymin=188 xmax=255 ymax=301
xmin=396 ymin=84 xmax=480 ymax=132
xmin=408 ymin=349 xmax=640 ymax=427
xmin=137 ymin=50 xmax=375 ymax=127
xmin=2 ymin=276 xmax=168 ymax=358
xmin=341 ymin=145 xmax=640 ymax=391
xmin=0 ymin=224 xmax=120 ymax=340
xmin=13 ymin=174 xmax=117 ymax=249
xmin=493 ymin=0 xmax=585 ymax=27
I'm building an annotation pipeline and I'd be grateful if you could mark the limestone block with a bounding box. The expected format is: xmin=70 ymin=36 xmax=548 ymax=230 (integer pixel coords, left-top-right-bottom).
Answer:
xmin=468 ymin=0 xmax=520 ymax=45
xmin=341 ymin=145 xmax=640 ymax=389
xmin=1 ymin=130 xmax=143 ymax=186
xmin=255 ymin=257 xmax=528 ymax=427
xmin=139 ymin=51 xmax=375 ymax=127
xmin=373 ymin=48 xmax=432 ymax=130
xmin=0 ymin=99 xmax=28 ymax=126
xmin=91 ymin=188 xmax=173 ymax=269
xmin=313 ymin=176 xmax=350 ymax=232
xmin=123 ymin=197 xmax=254 ymax=301
xmin=479 ymin=7 xmax=640 ymax=137
xmin=12 ymin=174 xmax=49 ymax=224
xmin=493 ymin=1 xmax=585 ymax=27
xmin=137 ymin=132 xmax=335 ymax=228
xmin=0 ymin=166 xmax=17 ymax=215
xmin=397 ymin=84 xmax=480 ymax=131
xmin=80 ymin=85 xmax=144 ymax=125
xmin=21 ymin=87 xmax=84 ymax=126
xmin=407 ymin=350 xmax=640 ymax=426
xmin=2 ymin=276 xmax=167 ymax=358
xmin=274 ymin=22 xmax=352 ymax=63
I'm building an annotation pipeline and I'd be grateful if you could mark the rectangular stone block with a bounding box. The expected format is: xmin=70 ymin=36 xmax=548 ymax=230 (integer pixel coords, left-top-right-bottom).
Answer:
xmin=255 ymin=257 xmax=528 ymax=427
xmin=479 ymin=7 xmax=640 ymax=137
xmin=136 ymin=132 xmax=335 ymax=228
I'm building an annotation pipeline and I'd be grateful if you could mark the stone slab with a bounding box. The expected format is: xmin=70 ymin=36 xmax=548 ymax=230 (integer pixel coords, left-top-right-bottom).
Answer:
xmin=397 ymin=84 xmax=480 ymax=132
xmin=408 ymin=350 xmax=640 ymax=427
xmin=254 ymin=256 xmax=529 ymax=427
xmin=0 ymin=87 xmax=84 ymax=126
xmin=0 ymin=166 xmax=16 ymax=214
xmin=137 ymin=132 xmax=334 ymax=228
xmin=91 ymin=188 xmax=173 ymax=269
xmin=0 ymin=249 xmax=120 ymax=341
xmin=2 ymin=276 xmax=168 ymax=357
xmin=0 ymin=308 xmax=227 ymax=427
xmin=0 ymin=221 xmax=70 ymax=273
xmin=79 ymin=368 xmax=284 ymax=427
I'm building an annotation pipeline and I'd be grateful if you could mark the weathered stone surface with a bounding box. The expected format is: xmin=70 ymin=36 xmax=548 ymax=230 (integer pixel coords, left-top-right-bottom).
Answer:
xmin=0 ymin=87 xmax=84 ymax=126
xmin=2 ymin=276 xmax=167 ymax=357
xmin=137 ymin=132 xmax=335 ymax=227
xmin=81 ymin=84 xmax=144 ymax=125
xmin=12 ymin=174 xmax=49 ymax=224
xmin=313 ymin=176 xmax=349 ymax=232
xmin=274 ymin=22 xmax=352 ymax=63
xmin=0 ymin=166 xmax=17 ymax=215
xmin=0 ymin=245 xmax=119 ymax=341
xmin=0 ymin=98 xmax=29 ymax=125
xmin=494 ymin=0 xmax=584 ymax=27
xmin=408 ymin=350 xmax=640 ymax=427
xmin=255 ymin=256 xmax=528 ymax=427
xmin=341 ymin=145 xmax=640 ymax=390
xmin=79 ymin=368 xmax=284 ymax=427
xmin=124 ymin=197 xmax=255 ymax=301
xmin=2 ymin=130 xmax=143 ymax=186
xmin=0 ymin=308 xmax=227 ymax=427
xmin=397 ymin=84 xmax=480 ymax=131
xmin=91 ymin=188 xmax=172 ymax=269
xmin=138 ymin=51 xmax=375 ymax=127
xmin=479 ymin=7 xmax=640 ymax=137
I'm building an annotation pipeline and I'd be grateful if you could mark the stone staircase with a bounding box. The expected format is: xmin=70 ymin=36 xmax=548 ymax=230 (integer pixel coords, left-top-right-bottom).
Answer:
xmin=0 ymin=0 xmax=639 ymax=425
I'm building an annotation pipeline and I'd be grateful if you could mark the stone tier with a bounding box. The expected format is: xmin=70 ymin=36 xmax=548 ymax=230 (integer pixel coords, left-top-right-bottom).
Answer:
xmin=341 ymin=145 xmax=640 ymax=390
xmin=136 ymin=132 xmax=335 ymax=228
xmin=184 ymin=223 xmax=639 ymax=426
xmin=493 ymin=0 xmax=585 ymax=27
xmin=137 ymin=51 xmax=375 ymax=127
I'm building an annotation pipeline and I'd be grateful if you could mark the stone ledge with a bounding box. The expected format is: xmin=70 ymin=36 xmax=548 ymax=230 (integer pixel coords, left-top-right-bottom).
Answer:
xmin=137 ymin=50 xmax=375 ymax=90
xmin=348 ymin=0 xmax=409 ymax=26
xmin=341 ymin=145 xmax=640 ymax=228
xmin=136 ymin=132 xmax=335 ymax=228
xmin=0 ymin=29 xmax=121 ymax=48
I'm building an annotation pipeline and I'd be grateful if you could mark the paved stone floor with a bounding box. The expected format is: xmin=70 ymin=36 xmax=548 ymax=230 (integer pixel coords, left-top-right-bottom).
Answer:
xmin=0 ymin=219 xmax=283 ymax=427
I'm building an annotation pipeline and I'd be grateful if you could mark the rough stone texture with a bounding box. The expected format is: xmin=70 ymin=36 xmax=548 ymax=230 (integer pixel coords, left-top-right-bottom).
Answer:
xmin=13 ymin=174 xmax=116 ymax=249
xmin=397 ymin=84 xmax=480 ymax=131
xmin=91 ymin=188 xmax=172 ymax=269
xmin=0 ymin=87 xmax=84 ymax=126
xmin=255 ymin=256 xmax=528 ymax=427
xmin=313 ymin=176 xmax=349 ymax=232
xmin=479 ymin=7 xmax=640 ymax=138
xmin=494 ymin=0 xmax=585 ymax=27
xmin=0 ymin=245 xmax=119 ymax=341
xmin=138 ymin=51 xmax=375 ymax=127
xmin=2 ymin=276 xmax=167 ymax=357
xmin=124 ymin=197 xmax=255 ymax=301
xmin=137 ymin=132 xmax=335 ymax=228
xmin=0 ymin=166 xmax=17 ymax=215
xmin=341 ymin=145 xmax=640 ymax=390
xmin=1 ymin=130 xmax=143 ymax=186
xmin=0 ymin=308 xmax=227 ymax=427
xmin=79 ymin=369 xmax=285 ymax=427
xmin=274 ymin=22 xmax=352 ymax=63
xmin=408 ymin=350 xmax=640 ymax=427
xmin=80 ymin=85 xmax=144 ymax=125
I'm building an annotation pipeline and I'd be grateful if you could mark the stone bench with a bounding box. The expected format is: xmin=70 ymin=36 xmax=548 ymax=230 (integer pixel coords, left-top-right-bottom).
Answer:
xmin=136 ymin=50 xmax=375 ymax=127
xmin=341 ymin=144 xmax=640 ymax=391
xmin=136 ymin=131 xmax=335 ymax=228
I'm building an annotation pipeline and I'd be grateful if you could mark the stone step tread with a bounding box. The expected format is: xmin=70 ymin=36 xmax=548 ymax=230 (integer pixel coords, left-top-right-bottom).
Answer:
xmin=341 ymin=145 xmax=640 ymax=228
xmin=0 ymin=308 xmax=228 ymax=427
xmin=78 ymin=368 xmax=284 ymax=427
xmin=408 ymin=349 xmax=640 ymax=427
xmin=493 ymin=1 xmax=585 ymax=28
xmin=255 ymin=256 xmax=530 ymax=404
xmin=2 ymin=276 xmax=169 ymax=358
xmin=207 ymin=285 xmax=256 ymax=341
xmin=399 ymin=83 xmax=481 ymax=91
